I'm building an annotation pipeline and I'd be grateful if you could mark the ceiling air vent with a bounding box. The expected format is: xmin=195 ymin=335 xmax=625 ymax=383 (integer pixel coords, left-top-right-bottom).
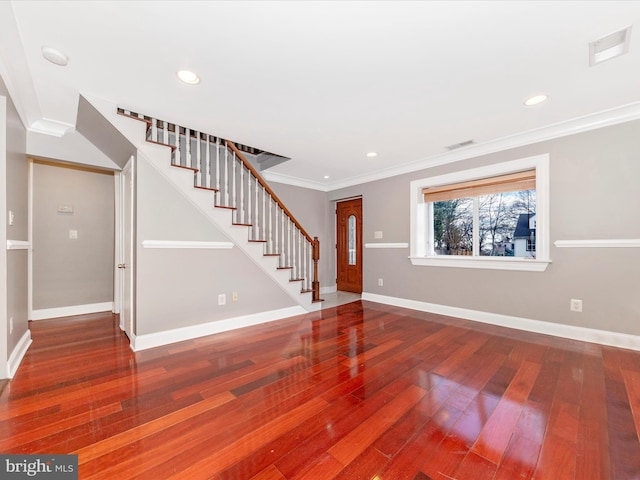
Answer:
xmin=589 ymin=26 xmax=632 ymax=66
xmin=446 ymin=139 xmax=475 ymax=151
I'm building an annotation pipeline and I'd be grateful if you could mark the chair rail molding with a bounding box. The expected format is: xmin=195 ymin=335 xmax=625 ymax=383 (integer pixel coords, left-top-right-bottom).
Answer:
xmin=554 ymin=239 xmax=640 ymax=248
xmin=141 ymin=240 xmax=234 ymax=249
xmin=364 ymin=243 xmax=409 ymax=249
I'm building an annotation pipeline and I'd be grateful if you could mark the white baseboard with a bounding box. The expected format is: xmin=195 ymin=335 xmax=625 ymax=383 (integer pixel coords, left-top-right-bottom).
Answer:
xmin=8 ymin=330 xmax=32 ymax=378
xmin=131 ymin=306 xmax=307 ymax=351
xmin=321 ymin=285 xmax=337 ymax=294
xmin=362 ymin=292 xmax=640 ymax=351
xmin=31 ymin=302 xmax=114 ymax=320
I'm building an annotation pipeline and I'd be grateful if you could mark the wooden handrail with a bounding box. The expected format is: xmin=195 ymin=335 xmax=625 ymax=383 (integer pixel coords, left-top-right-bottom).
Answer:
xmin=225 ymin=141 xmax=313 ymax=244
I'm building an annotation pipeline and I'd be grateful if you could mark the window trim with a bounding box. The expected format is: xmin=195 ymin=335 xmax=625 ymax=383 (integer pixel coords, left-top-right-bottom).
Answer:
xmin=409 ymin=154 xmax=550 ymax=272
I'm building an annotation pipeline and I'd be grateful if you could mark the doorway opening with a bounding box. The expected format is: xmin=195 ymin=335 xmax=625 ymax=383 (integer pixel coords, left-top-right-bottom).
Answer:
xmin=336 ymin=198 xmax=362 ymax=294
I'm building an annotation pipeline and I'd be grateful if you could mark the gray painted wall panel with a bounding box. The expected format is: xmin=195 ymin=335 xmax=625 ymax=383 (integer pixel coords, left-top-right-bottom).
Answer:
xmin=32 ymin=161 xmax=115 ymax=309
xmin=1 ymin=74 xmax=28 ymax=365
xmin=329 ymin=119 xmax=640 ymax=336
xmin=135 ymin=155 xmax=294 ymax=336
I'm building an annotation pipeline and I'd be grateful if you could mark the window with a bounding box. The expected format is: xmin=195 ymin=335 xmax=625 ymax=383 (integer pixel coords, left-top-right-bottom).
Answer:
xmin=410 ymin=154 xmax=550 ymax=271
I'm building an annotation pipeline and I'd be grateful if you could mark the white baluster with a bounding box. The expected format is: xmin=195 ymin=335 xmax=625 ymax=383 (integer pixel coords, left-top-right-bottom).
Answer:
xmin=256 ymin=182 xmax=267 ymax=240
xmin=151 ymin=118 xmax=158 ymax=142
xmin=287 ymin=218 xmax=292 ymax=273
xmin=224 ymin=143 xmax=229 ymax=207
xmin=291 ymin=226 xmax=297 ymax=279
xmin=297 ymin=231 xmax=303 ymax=282
xmin=268 ymin=197 xmax=273 ymax=254
xmin=239 ymin=163 xmax=245 ymax=224
xmin=232 ymin=150 xmax=237 ymax=211
xmin=254 ymin=179 xmax=259 ymax=239
xmin=273 ymin=200 xmax=278 ymax=258
xmin=215 ymin=138 xmax=221 ymax=193
xmin=302 ymin=239 xmax=308 ymax=290
xmin=280 ymin=208 xmax=286 ymax=267
xmin=174 ymin=125 xmax=181 ymax=166
xmin=247 ymin=169 xmax=252 ymax=228
xmin=205 ymin=134 xmax=211 ymax=189
xmin=195 ymin=132 xmax=202 ymax=187
xmin=185 ymin=127 xmax=192 ymax=170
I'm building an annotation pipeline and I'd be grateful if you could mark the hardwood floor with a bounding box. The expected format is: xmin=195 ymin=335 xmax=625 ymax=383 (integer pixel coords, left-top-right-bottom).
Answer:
xmin=1 ymin=301 xmax=639 ymax=479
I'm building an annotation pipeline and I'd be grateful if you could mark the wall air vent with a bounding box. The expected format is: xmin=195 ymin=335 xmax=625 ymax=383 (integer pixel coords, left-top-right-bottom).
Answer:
xmin=589 ymin=26 xmax=632 ymax=66
xmin=445 ymin=139 xmax=475 ymax=151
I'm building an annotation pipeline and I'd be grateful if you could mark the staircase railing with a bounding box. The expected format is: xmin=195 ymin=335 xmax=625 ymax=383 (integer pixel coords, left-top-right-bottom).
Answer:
xmin=118 ymin=108 xmax=321 ymax=302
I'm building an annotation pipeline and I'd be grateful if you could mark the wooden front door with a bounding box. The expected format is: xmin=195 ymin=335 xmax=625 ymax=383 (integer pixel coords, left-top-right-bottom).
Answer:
xmin=336 ymin=198 xmax=362 ymax=293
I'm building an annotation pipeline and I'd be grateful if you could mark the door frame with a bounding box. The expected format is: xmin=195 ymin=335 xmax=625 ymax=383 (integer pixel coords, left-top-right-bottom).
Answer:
xmin=114 ymin=155 xmax=134 ymax=338
xmin=335 ymin=197 xmax=363 ymax=293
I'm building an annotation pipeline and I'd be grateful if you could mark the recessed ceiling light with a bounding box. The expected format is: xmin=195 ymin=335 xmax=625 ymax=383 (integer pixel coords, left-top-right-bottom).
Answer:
xmin=524 ymin=94 xmax=548 ymax=106
xmin=323 ymin=175 xmax=330 ymax=179
xmin=366 ymin=152 xmax=378 ymax=158
xmin=177 ymin=70 xmax=200 ymax=85
xmin=41 ymin=46 xmax=68 ymax=66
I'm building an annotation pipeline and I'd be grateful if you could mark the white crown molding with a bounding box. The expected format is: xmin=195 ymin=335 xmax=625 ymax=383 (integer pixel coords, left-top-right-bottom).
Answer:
xmin=131 ymin=305 xmax=307 ymax=351
xmin=362 ymin=292 xmax=640 ymax=351
xmin=262 ymin=171 xmax=330 ymax=192
xmin=8 ymin=330 xmax=32 ymax=378
xmin=31 ymin=302 xmax=114 ymax=321
xmin=141 ymin=240 xmax=234 ymax=249
xmin=364 ymin=243 xmax=409 ymax=249
xmin=266 ymin=101 xmax=640 ymax=192
xmin=554 ymin=239 xmax=640 ymax=248
xmin=6 ymin=240 xmax=31 ymax=250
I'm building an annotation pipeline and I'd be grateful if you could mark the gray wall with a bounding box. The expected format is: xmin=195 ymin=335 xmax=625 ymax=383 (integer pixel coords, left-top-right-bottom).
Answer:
xmin=135 ymin=155 xmax=294 ymax=335
xmin=1 ymin=74 xmax=28 ymax=376
xmin=32 ymin=160 xmax=115 ymax=309
xmin=328 ymin=119 xmax=640 ymax=336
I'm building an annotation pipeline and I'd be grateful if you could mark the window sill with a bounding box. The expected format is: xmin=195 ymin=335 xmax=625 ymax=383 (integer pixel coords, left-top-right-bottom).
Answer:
xmin=409 ymin=256 xmax=550 ymax=272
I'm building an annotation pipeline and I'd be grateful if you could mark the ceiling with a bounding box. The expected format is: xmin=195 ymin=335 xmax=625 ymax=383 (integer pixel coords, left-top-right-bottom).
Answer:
xmin=2 ymin=1 xmax=640 ymax=190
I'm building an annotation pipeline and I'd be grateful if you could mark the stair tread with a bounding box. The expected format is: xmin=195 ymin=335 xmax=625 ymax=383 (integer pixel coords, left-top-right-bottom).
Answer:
xmin=232 ymin=223 xmax=253 ymax=227
xmin=215 ymin=205 xmax=237 ymax=210
xmin=147 ymin=139 xmax=177 ymax=150
xmin=277 ymin=266 xmax=293 ymax=270
xmin=194 ymin=186 xmax=219 ymax=192
xmin=248 ymin=239 xmax=267 ymax=243
xmin=171 ymin=163 xmax=199 ymax=172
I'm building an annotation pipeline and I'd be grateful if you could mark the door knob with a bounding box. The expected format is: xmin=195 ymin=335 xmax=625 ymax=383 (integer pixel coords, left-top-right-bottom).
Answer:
xmin=117 ymin=264 xmax=127 ymax=269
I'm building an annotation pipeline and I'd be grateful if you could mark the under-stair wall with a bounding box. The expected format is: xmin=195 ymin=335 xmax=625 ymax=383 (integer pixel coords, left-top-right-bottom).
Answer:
xmin=134 ymin=153 xmax=305 ymax=345
xmin=82 ymin=96 xmax=322 ymax=350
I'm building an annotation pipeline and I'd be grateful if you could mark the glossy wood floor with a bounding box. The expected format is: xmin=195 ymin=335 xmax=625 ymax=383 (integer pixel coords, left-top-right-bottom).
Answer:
xmin=1 ymin=301 xmax=640 ymax=479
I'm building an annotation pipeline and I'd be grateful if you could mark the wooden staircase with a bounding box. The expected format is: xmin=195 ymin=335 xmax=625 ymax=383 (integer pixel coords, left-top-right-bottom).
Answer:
xmin=118 ymin=108 xmax=322 ymax=307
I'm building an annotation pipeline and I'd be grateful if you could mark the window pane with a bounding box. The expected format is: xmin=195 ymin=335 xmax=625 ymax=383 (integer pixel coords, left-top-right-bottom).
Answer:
xmin=478 ymin=189 xmax=536 ymax=257
xmin=348 ymin=214 xmax=357 ymax=265
xmin=432 ymin=198 xmax=473 ymax=256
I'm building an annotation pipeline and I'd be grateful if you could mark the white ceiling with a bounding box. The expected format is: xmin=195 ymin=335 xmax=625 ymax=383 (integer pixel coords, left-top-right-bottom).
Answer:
xmin=3 ymin=1 xmax=640 ymax=189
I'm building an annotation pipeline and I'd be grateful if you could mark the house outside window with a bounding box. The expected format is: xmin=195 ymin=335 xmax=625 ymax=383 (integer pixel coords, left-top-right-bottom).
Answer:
xmin=409 ymin=154 xmax=550 ymax=272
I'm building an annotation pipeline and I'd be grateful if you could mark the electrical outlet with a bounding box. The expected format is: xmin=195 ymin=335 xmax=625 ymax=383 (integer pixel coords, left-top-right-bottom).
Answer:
xmin=218 ymin=293 xmax=226 ymax=305
xmin=69 ymin=229 xmax=78 ymax=239
xmin=232 ymin=291 xmax=238 ymax=302
xmin=378 ymin=278 xmax=384 ymax=287
xmin=9 ymin=317 xmax=13 ymax=335
xmin=374 ymin=231 xmax=383 ymax=239
xmin=8 ymin=210 xmax=14 ymax=226
xmin=570 ymin=299 xmax=583 ymax=312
